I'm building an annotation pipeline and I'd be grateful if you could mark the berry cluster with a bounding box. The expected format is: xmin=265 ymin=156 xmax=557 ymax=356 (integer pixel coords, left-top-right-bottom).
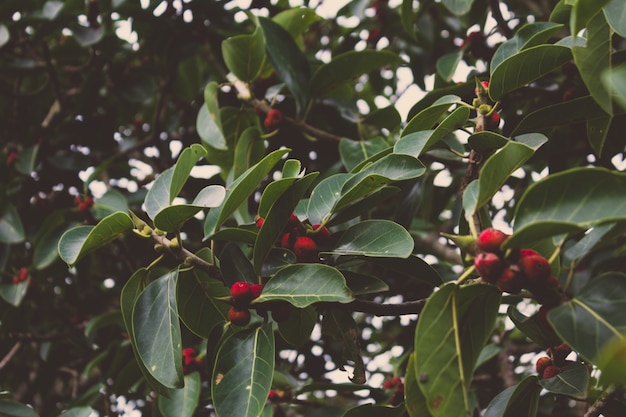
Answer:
xmin=74 ymin=195 xmax=94 ymax=212
xmin=256 ymin=213 xmax=331 ymax=263
xmin=228 ymin=281 xmax=264 ymax=326
xmin=382 ymin=377 xmax=404 ymax=406
xmin=264 ymin=109 xmax=283 ymax=130
xmin=182 ymin=348 xmax=203 ymax=374
xmin=473 ymin=228 xmax=562 ymax=306
xmin=535 ymin=342 xmax=574 ymax=379
xmin=11 ymin=267 xmax=29 ymax=285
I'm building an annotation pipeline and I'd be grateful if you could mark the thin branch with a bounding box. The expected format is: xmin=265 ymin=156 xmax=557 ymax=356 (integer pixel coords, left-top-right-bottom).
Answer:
xmin=584 ymin=385 xmax=618 ymax=417
xmin=151 ymin=231 xmax=222 ymax=281
xmin=0 ymin=342 xmax=22 ymax=369
xmin=348 ymin=298 xmax=427 ymax=316
xmin=488 ymin=0 xmax=514 ymax=38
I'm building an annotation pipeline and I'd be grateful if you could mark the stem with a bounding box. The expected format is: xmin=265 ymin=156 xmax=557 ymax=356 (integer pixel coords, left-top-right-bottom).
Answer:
xmin=584 ymin=385 xmax=617 ymax=417
xmin=455 ymin=265 xmax=477 ymax=285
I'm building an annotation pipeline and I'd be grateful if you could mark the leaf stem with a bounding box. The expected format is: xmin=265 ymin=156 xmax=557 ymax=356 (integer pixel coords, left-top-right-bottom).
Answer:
xmin=455 ymin=264 xmax=477 ymax=285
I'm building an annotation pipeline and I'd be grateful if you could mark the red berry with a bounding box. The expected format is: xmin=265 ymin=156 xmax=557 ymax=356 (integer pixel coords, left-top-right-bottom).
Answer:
xmin=280 ymin=228 xmax=299 ymax=249
xmin=309 ymin=224 xmax=331 ymax=245
xmin=230 ymin=281 xmax=254 ymax=307
xmin=549 ymin=342 xmax=572 ymax=365
xmin=497 ymin=266 xmax=524 ymax=294
xmin=18 ymin=267 xmax=29 ymax=282
xmin=182 ymin=348 xmax=196 ymax=357
xmin=293 ymin=236 xmax=318 ymax=263
xmin=6 ymin=151 xmax=17 ymax=166
xmin=84 ymin=197 xmax=94 ymax=208
xmin=228 ymin=307 xmax=251 ymax=326
xmin=542 ymin=365 xmax=560 ymax=379
xmin=256 ymin=217 xmax=265 ymax=229
xmin=474 ymin=80 xmax=490 ymax=95
xmin=287 ymin=214 xmax=299 ymax=229
xmin=264 ymin=109 xmax=283 ymax=130
xmin=477 ymin=228 xmax=508 ymax=253
xmin=535 ymin=356 xmax=552 ymax=374
xmin=250 ymin=284 xmax=264 ymax=299
xmin=519 ymin=254 xmax=551 ymax=284
xmin=474 ymin=252 xmax=504 ymax=284
xmin=487 ymin=112 xmax=501 ymax=129
xmin=12 ymin=276 xmax=19 ymax=285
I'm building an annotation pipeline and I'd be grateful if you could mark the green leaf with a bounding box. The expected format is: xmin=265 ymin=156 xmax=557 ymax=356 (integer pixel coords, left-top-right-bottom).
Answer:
xmin=548 ymin=272 xmax=626 ymax=363
xmin=222 ymin=20 xmax=266 ymax=82
xmin=197 ymin=105 xmax=228 ymax=151
xmin=483 ymin=376 xmax=541 ymax=417
xmin=366 ymin=256 xmax=443 ymax=287
xmin=404 ymin=353 xmax=432 ymax=417
xmin=257 ymin=177 xmax=298 ymax=218
xmin=177 ymin=268 xmax=230 ymax=338
xmin=255 ymin=264 xmax=353 ymax=308
xmin=0 ymin=204 xmax=25 ymax=244
xmin=170 ymin=144 xmax=208 ymax=201
xmin=491 ymin=22 xmax=565 ymax=73
xmin=603 ymin=0 xmax=626 ymax=36
xmin=539 ymin=363 xmax=589 ymax=398
xmin=570 ymin=0 xmax=611 ymax=36
xmin=602 ymin=66 xmax=626 ymax=111
xmin=205 ymin=148 xmax=290 ymax=238
xmin=92 ymin=188 xmax=128 ymax=220
xmin=322 ymin=307 xmax=366 ymax=384
xmin=153 ymin=185 xmax=226 ymax=232
xmin=587 ymin=114 xmax=612 ymax=157
xmin=272 ymin=8 xmax=320 ymax=39
xmin=310 ymin=50 xmax=403 ymax=98
xmin=57 ymin=407 xmax=96 ymax=417
xmin=342 ymin=404 xmax=406 ymax=417
xmin=362 ymin=106 xmax=402 ymax=131
xmin=132 ymin=269 xmax=183 ymax=389
xmin=212 ymin=324 xmax=275 ymax=417
xmin=145 ymin=168 xmax=175 ymax=220
xmin=233 ymin=127 xmax=265 ymax=180
xmin=0 ymin=24 xmax=10 ymax=48
xmin=507 ymin=306 xmax=562 ymax=348
xmin=14 ymin=144 xmax=38 ymax=175
xmin=72 ymin=25 xmax=104 ymax=47
xmin=508 ymin=168 xmax=626 ymax=248
xmin=436 ymin=51 xmax=463 ymax=82
xmin=158 ymin=372 xmax=201 ymax=417
xmin=0 ymin=278 xmax=30 ymax=307
xmin=596 ymin=334 xmax=626 ymax=385
xmin=572 ymin=12 xmax=613 ymax=115
xmin=277 ymin=305 xmax=317 ymax=347
xmin=342 ymin=270 xmax=389 ymax=295
xmin=58 ymin=212 xmax=133 ymax=266
xmin=401 ymin=95 xmax=460 ymax=136
xmin=219 ymin=243 xmax=257 ymax=286
xmin=339 ymin=137 xmax=390 ymax=173
xmin=307 ymin=173 xmax=352 ymax=225
xmin=395 ymin=107 xmax=470 ymax=157
xmin=489 ymin=45 xmax=573 ymax=101
xmin=464 ymin=135 xmax=547 ymax=221
xmin=415 ymin=283 xmax=501 ymax=417
xmin=467 ymin=131 xmax=510 ymax=154
xmin=0 ymin=399 xmax=40 ymax=417
xmin=332 ymin=220 xmax=414 ymax=258
xmin=441 ymin=0 xmax=474 ymax=15
xmin=259 ymin=17 xmax=310 ymax=118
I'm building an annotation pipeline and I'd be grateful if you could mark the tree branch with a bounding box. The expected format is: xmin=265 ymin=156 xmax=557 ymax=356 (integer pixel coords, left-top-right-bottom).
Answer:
xmin=584 ymin=385 xmax=618 ymax=417
xmin=348 ymin=298 xmax=427 ymax=316
xmin=488 ymin=0 xmax=514 ymax=38
xmin=151 ymin=231 xmax=222 ymax=281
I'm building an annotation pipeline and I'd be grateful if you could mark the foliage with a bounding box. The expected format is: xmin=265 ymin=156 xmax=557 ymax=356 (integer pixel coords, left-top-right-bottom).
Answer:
xmin=1 ymin=0 xmax=626 ymax=416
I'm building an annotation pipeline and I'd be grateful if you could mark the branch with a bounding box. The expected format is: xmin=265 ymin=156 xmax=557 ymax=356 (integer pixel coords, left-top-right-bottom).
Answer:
xmin=151 ymin=231 xmax=222 ymax=281
xmin=584 ymin=385 xmax=618 ymax=417
xmin=488 ymin=0 xmax=514 ymax=38
xmin=348 ymin=298 xmax=427 ymax=316
xmin=0 ymin=342 xmax=22 ymax=370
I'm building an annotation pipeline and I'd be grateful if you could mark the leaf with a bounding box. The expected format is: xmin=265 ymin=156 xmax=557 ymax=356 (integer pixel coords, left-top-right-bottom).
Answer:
xmin=310 ymin=50 xmax=403 ymax=98
xmin=463 ymin=135 xmax=547 ymax=220
xmin=362 ymin=106 xmax=402 ymax=131
xmin=401 ymin=95 xmax=460 ymax=136
xmin=603 ymin=0 xmax=626 ymax=37
xmin=170 ymin=144 xmax=208 ymax=201
xmin=342 ymin=404 xmax=406 ymax=417
xmin=483 ymin=376 xmax=541 ymax=417
xmin=366 ymin=256 xmax=443 ymax=287
xmin=322 ymin=307 xmax=366 ymax=384
xmin=415 ymin=283 xmax=501 ymax=417
xmin=602 ymin=66 xmax=626 ymax=111
xmin=489 ymin=45 xmax=573 ymax=101
xmin=255 ymin=264 xmax=353 ymax=308
xmin=33 ymin=221 xmax=75 ymax=270
xmin=205 ymin=148 xmax=290 ymax=238
xmin=570 ymin=0 xmax=611 ymax=36
xmin=0 ymin=204 xmax=25 ymax=244
xmin=467 ymin=131 xmax=510 ymax=154
xmin=341 ymin=270 xmax=389 ymax=295
xmin=257 ymin=177 xmax=298 ymax=218
xmin=153 ymin=185 xmax=226 ymax=232
xmin=507 ymin=306 xmax=562 ymax=348
xmin=72 ymin=25 xmax=104 ymax=47
xmin=259 ymin=17 xmax=310 ymax=118
xmin=58 ymin=212 xmax=133 ymax=266
xmin=539 ymin=363 xmax=589 ymax=398
xmin=491 ymin=22 xmax=565 ymax=73
xmin=332 ymin=220 xmax=414 ymax=258
xmin=222 ymin=20 xmax=266 ymax=82
xmin=158 ymin=372 xmax=201 ymax=417
xmin=0 ymin=399 xmax=40 ymax=417
xmin=197 ymin=105 xmax=228 ymax=151
xmin=0 ymin=24 xmax=10 ymax=48
xmin=272 ymin=8 xmax=320 ymax=39
xmin=212 ymin=324 xmax=275 ymax=417
xmin=339 ymin=137 xmax=390 ymax=173
xmin=572 ymin=12 xmax=613 ymax=115
xmin=436 ymin=51 xmax=462 ymax=81
xmin=0 ymin=279 xmax=30 ymax=307
xmin=92 ymin=188 xmax=128 ymax=220
xmin=508 ymin=168 xmax=626 ymax=248
xmin=587 ymin=114 xmax=612 ymax=157
xmin=277 ymin=305 xmax=317 ymax=347
xmin=596 ymin=334 xmax=626 ymax=385
xmin=404 ymin=353 xmax=432 ymax=417
xmin=57 ymin=407 xmax=96 ymax=417
xmin=145 ymin=168 xmax=174 ymax=220
xmin=548 ymin=272 xmax=626 ymax=363
xmin=177 ymin=268 xmax=230 ymax=338
xmin=307 ymin=174 xmax=352 ymax=225
xmin=132 ymin=269 xmax=183 ymax=389
xmin=14 ymin=144 xmax=38 ymax=175
xmin=441 ymin=0 xmax=474 ymax=15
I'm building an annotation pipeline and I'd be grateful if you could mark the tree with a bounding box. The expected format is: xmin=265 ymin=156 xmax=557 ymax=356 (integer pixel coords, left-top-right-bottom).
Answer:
xmin=1 ymin=0 xmax=626 ymax=416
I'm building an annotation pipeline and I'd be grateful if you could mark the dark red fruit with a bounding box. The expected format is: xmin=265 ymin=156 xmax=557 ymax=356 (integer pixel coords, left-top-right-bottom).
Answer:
xmin=287 ymin=214 xmax=299 ymax=229
xmin=546 ymin=276 xmax=560 ymax=289
xmin=474 ymin=252 xmax=504 ymax=284
xmin=487 ymin=112 xmax=501 ymax=129
xmin=18 ymin=267 xmax=29 ymax=282
xmin=264 ymin=109 xmax=283 ymax=130
xmin=309 ymin=224 xmax=331 ymax=245
xmin=256 ymin=217 xmax=265 ymax=229
xmin=477 ymin=228 xmax=508 ymax=253
xmin=280 ymin=228 xmax=299 ymax=249
xmin=549 ymin=342 xmax=572 ymax=366
xmin=542 ymin=365 xmax=560 ymax=379
xmin=519 ymin=253 xmax=551 ymax=284
xmin=250 ymin=284 xmax=264 ymax=299
xmin=230 ymin=281 xmax=254 ymax=307
xmin=293 ymin=236 xmax=318 ymax=262
xmin=182 ymin=348 xmax=196 ymax=357
xmin=228 ymin=307 xmax=251 ymax=326
xmin=497 ymin=266 xmax=524 ymax=294
xmin=474 ymin=80 xmax=489 ymax=95
xmin=535 ymin=356 xmax=552 ymax=374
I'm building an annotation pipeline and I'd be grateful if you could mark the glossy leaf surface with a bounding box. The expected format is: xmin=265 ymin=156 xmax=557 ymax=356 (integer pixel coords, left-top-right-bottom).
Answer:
xmin=332 ymin=220 xmax=414 ymax=258
xmin=158 ymin=372 xmax=201 ymax=417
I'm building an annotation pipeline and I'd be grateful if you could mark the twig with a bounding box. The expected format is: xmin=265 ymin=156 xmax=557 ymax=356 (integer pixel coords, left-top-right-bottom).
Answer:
xmin=0 ymin=342 xmax=22 ymax=369
xmin=348 ymin=298 xmax=427 ymax=316
xmin=584 ymin=385 xmax=617 ymax=417
xmin=151 ymin=231 xmax=222 ymax=281
xmin=488 ymin=0 xmax=514 ymax=38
